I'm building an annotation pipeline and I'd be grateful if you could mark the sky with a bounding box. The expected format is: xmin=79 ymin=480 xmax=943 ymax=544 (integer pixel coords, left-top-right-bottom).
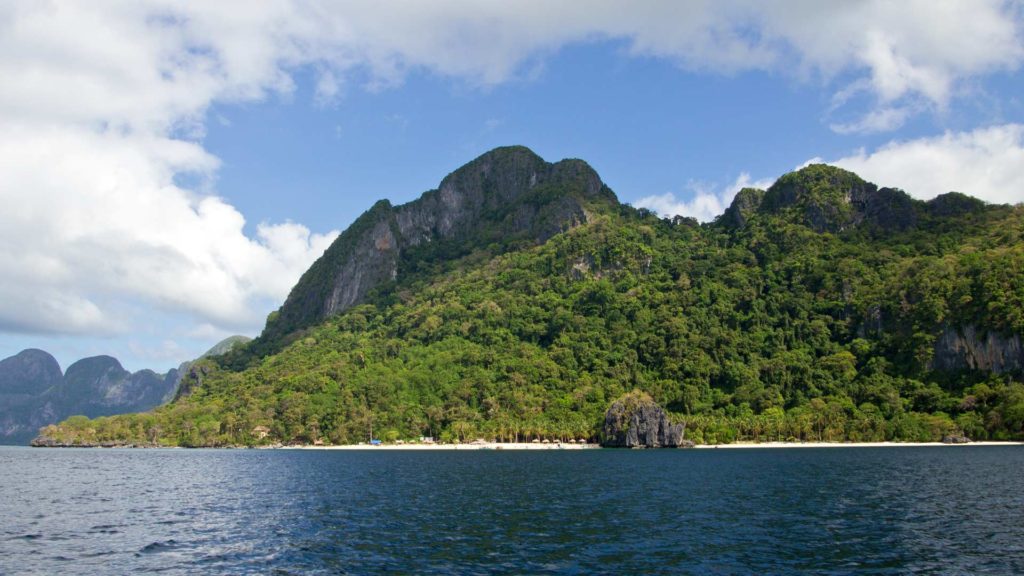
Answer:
xmin=1 ymin=1 xmax=1024 ymax=372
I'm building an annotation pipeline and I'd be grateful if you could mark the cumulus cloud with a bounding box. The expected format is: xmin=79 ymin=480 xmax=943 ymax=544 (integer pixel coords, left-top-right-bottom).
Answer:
xmin=128 ymin=339 xmax=188 ymax=365
xmin=634 ymin=173 xmax=774 ymax=222
xmin=830 ymin=106 xmax=914 ymax=135
xmin=642 ymin=124 xmax=1024 ymax=223
xmin=0 ymin=124 xmax=337 ymax=334
xmin=821 ymin=124 xmax=1024 ymax=204
xmin=0 ymin=0 xmax=1021 ymax=339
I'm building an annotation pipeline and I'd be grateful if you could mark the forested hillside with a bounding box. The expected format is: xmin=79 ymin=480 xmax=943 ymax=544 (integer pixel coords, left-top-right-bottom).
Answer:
xmin=37 ymin=149 xmax=1024 ymax=447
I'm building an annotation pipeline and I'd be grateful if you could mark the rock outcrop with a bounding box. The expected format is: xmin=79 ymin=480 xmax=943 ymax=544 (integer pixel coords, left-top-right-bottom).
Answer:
xmin=932 ymin=324 xmax=1023 ymax=373
xmin=722 ymin=164 xmax=922 ymax=234
xmin=256 ymin=146 xmax=618 ymax=355
xmin=172 ymin=360 xmax=213 ymax=400
xmin=2 ymin=336 xmax=249 ymax=444
xmin=0 ymin=349 xmax=63 ymax=396
xmin=1 ymin=350 xmax=66 ymax=445
xmin=601 ymin=391 xmax=692 ymax=448
xmin=58 ymin=356 xmax=178 ymax=415
xmin=719 ymin=187 xmax=765 ymax=229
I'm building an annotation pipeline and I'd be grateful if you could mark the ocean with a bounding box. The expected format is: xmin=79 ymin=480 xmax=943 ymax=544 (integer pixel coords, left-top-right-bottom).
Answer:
xmin=2 ymin=445 xmax=1022 ymax=574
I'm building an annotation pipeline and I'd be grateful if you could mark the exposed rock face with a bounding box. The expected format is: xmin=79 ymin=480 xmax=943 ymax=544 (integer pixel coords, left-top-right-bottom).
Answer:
xmin=259 ymin=146 xmax=617 ymax=352
xmin=173 ymin=361 xmax=213 ymax=400
xmin=0 ymin=350 xmax=64 ymax=445
xmin=0 ymin=349 xmax=62 ymax=396
xmin=1 ymin=337 xmax=247 ymax=445
xmin=719 ymin=187 xmax=765 ymax=228
xmin=932 ymin=325 xmax=1023 ymax=373
xmin=602 ymin=392 xmax=691 ymax=448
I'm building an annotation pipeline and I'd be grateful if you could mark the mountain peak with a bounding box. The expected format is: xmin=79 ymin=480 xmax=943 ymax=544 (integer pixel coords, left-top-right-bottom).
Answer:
xmin=250 ymin=146 xmax=618 ymax=359
xmin=0 ymin=349 xmax=62 ymax=395
xmin=926 ymin=191 xmax=987 ymax=217
xmin=723 ymin=163 xmax=919 ymax=233
xmin=761 ymin=164 xmax=875 ymax=232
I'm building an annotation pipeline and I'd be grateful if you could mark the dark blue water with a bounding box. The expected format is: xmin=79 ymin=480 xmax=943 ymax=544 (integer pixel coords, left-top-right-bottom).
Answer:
xmin=2 ymin=446 xmax=1023 ymax=574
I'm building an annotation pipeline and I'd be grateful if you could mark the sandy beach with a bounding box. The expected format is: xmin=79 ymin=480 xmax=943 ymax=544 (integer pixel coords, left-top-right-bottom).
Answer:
xmin=289 ymin=441 xmax=599 ymax=450
xmin=284 ymin=440 xmax=1023 ymax=450
xmin=692 ymin=441 xmax=1024 ymax=449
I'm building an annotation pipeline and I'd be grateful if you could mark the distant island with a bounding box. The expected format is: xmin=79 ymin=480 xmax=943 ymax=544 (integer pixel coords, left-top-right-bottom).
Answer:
xmin=34 ymin=146 xmax=1024 ymax=448
xmin=0 ymin=336 xmax=248 ymax=444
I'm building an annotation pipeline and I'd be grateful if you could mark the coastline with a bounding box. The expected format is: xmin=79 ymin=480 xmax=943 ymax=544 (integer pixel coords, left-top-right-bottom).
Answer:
xmin=283 ymin=440 xmax=1024 ymax=450
xmin=26 ymin=439 xmax=1024 ymax=450
xmin=286 ymin=441 xmax=600 ymax=450
xmin=691 ymin=440 xmax=1024 ymax=449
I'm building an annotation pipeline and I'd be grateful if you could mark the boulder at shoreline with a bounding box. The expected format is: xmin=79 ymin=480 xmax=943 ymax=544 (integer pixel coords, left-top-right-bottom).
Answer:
xmin=601 ymin=391 xmax=694 ymax=448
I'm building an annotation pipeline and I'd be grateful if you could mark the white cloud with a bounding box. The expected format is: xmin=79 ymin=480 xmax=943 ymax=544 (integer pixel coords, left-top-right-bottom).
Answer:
xmin=823 ymin=124 xmax=1024 ymax=204
xmin=648 ymin=124 xmax=1024 ymax=223
xmin=128 ymin=339 xmax=187 ymax=364
xmin=830 ymin=105 xmax=913 ymax=135
xmin=0 ymin=124 xmax=337 ymax=334
xmin=634 ymin=173 xmax=773 ymax=222
xmin=0 ymin=0 xmax=1021 ymax=341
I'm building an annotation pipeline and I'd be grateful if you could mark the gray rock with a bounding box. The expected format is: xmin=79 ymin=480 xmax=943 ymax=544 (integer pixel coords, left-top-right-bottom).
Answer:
xmin=718 ymin=187 xmax=765 ymax=228
xmin=5 ymin=335 xmax=251 ymax=444
xmin=258 ymin=146 xmax=618 ymax=353
xmin=932 ymin=324 xmax=1023 ymax=374
xmin=601 ymin=392 xmax=692 ymax=448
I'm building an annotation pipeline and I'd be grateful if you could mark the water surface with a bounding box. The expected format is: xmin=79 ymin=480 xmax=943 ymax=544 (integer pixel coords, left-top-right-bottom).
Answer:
xmin=2 ymin=446 xmax=1023 ymax=574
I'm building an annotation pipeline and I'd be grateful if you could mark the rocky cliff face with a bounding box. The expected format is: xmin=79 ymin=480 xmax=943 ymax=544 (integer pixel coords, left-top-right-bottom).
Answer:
xmin=719 ymin=187 xmax=765 ymax=229
xmin=932 ymin=325 xmax=1023 ymax=373
xmin=30 ymin=356 xmax=178 ymax=424
xmin=257 ymin=146 xmax=617 ymax=354
xmin=602 ymin=392 xmax=691 ymax=448
xmin=0 ymin=337 xmax=248 ymax=444
xmin=0 ymin=349 xmax=62 ymax=397
xmin=0 ymin=349 xmax=64 ymax=444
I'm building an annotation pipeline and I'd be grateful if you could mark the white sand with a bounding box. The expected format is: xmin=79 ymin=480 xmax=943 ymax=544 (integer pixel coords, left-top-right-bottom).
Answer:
xmin=692 ymin=441 xmax=1024 ymax=449
xmin=283 ymin=440 xmax=1022 ymax=450
xmin=288 ymin=441 xmax=599 ymax=450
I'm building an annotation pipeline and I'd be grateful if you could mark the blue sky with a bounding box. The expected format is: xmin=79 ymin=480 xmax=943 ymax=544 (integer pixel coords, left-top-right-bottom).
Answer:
xmin=1 ymin=2 xmax=1023 ymax=372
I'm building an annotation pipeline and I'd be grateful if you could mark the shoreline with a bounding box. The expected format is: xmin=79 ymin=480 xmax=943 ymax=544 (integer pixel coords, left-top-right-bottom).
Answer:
xmin=287 ymin=441 xmax=600 ymax=450
xmin=283 ymin=440 xmax=1024 ymax=451
xmin=691 ymin=440 xmax=1024 ymax=449
xmin=24 ymin=440 xmax=1024 ymax=450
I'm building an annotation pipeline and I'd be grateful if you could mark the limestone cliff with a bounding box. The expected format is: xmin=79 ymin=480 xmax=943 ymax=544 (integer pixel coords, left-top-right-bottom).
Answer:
xmin=932 ymin=325 xmax=1023 ymax=373
xmin=0 ymin=335 xmax=249 ymax=444
xmin=602 ymin=391 xmax=691 ymax=448
xmin=256 ymin=146 xmax=617 ymax=355
xmin=0 ymin=353 xmax=177 ymax=444
xmin=0 ymin=349 xmax=63 ymax=444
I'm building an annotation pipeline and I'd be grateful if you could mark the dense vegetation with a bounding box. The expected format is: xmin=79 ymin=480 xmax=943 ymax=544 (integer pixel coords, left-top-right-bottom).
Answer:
xmin=38 ymin=162 xmax=1024 ymax=447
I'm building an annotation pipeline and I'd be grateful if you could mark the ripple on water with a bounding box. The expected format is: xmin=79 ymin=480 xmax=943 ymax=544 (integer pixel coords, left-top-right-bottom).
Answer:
xmin=2 ymin=446 xmax=1024 ymax=574
xmin=137 ymin=539 xmax=182 ymax=555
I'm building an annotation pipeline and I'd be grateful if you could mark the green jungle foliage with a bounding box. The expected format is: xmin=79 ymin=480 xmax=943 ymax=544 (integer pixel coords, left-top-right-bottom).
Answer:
xmin=40 ymin=165 xmax=1024 ymax=447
